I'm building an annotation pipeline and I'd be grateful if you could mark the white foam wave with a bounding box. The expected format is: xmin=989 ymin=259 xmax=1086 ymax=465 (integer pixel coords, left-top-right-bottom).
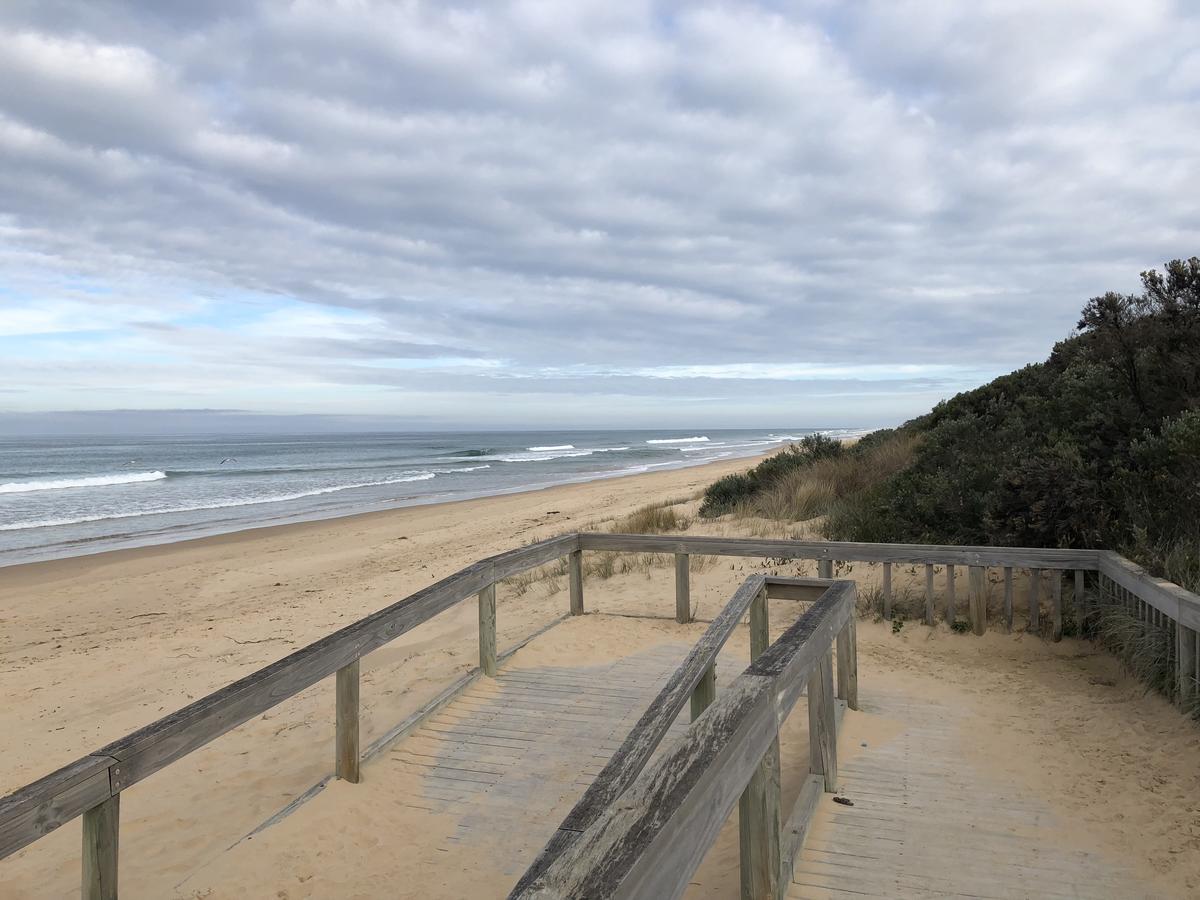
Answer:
xmin=527 ymin=444 xmax=574 ymax=451
xmin=646 ymin=436 xmax=710 ymax=444
xmin=0 ymin=472 xmax=436 ymax=532
xmin=496 ymin=449 xmax=595 ymax=462
xmin=0 ymin=471 xmax=167 ymax=494
xmin=442 ymin=465 xmax=491 ymax=473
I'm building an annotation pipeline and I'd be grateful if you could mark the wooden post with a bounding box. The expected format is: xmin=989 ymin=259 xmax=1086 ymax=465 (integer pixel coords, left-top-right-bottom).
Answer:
xmin=740 ymin=585 xmax=780 ymax=899
xmin=1074 ymin=569 xmax=1087 ymax=633
xmin=749 ymin=587 xmax=769 ymax=660
xmin=675 ymin=553 xmax=691 ymax=624
xmin=945 ymin=563 xmax=957 ymax=624
xmin=1179 ymin=627 xmax=1198 ymax=710
xmin=82 ymin=794 xmax=119 ymax=900
xmin=818 ymin=558 xmax=833 ymax=579
xmin=882 ymin=562 xmax=893 ymax=620
xmin=1003 ymin=567 xmax=1014 ymax=633
xmin=336 ymin=659 xmax=360 ymax=783
xmin=569 ymin=549 xmax=584 ymax=616
xmin=924 ymin=563 xmax=935 ymax=625
xmin=738 ymin=737 xmax=782 ymax=900
xmin=478 ymin=584 xmax=497 ymax=677
xmin=1028 ymin=568 xmax=1041 ymax=632
xmin=968 ymin=565 xmax=986 ymax=635
xmin=690 ymin=664 xmax=716 ymax=721
xmin=1051 ymin=573 xmax=1063 ymax=642
xmin=836 ymin=619 xmax=859 ymax=710
xmin=807 ymin=650 xmax=837 ymax=791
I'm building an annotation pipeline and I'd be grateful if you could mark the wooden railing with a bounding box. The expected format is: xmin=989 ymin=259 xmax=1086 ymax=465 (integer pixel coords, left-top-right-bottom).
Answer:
xmin=2 ymin=533 xmax=1198 ymax=899
xmin=512 ymin=574 xmax=858 ymax=900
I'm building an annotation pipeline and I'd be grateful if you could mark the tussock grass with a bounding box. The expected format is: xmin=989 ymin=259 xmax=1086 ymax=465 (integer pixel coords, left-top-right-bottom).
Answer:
xmin=1090 ymin=600 xmax=1179 ymax=700
xmin=615 ymin=502 xmax=692 ymax=534
xmin=730 ymin=432 xmax=918 ymax=525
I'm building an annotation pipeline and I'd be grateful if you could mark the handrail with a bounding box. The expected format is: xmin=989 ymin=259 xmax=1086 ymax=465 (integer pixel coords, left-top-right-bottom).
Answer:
xmin=3 ymin=532 xmax=1198 ymax=898
xmin=513 ymin=577 xmax=857 ymax=899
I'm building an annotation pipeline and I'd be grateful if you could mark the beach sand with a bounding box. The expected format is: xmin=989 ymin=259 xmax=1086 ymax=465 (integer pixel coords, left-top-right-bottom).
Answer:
xmin=2 ymin=455 xmax=1198 ymax=897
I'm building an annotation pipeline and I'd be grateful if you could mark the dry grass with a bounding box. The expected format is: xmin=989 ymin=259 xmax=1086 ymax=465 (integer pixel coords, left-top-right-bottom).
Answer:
xmin=736 ymin=432 xmax=918 ymax=524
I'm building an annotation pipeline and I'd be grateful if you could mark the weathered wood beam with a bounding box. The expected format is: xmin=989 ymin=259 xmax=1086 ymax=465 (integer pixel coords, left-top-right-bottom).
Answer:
xmin=82 ymin=794 xmax=119 ymax=900
xmin=1003 ymin=567 xmax=1014 ymax=633
xmin=1028 ymin=568 xmax=1041 ymax=633
xmin=675 ymin=553 xmax=691 ymax=624
xmin=882 ymin=562 xmax=893 ymax=620
xmin=924 ymin=563 xmax=935 ymax=626
xmin=478 ymin=584 xmax=497 ymax=677
xmin=968 ymin=566 xmax=987 ymax=636
xmin=807 ymin=650 xmax=837 ymax=792
xmin=569 ymin=548 xmax=584 ymax=616
xmin=945 ymin=563 xmax=957 ymax=624
xmin=335 ymin=659 xmax=360 ymax=784
xmin=690 ymin=664 xmax=716 ymax=722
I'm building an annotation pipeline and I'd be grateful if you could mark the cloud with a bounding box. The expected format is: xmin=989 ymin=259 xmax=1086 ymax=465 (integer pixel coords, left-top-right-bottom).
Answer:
xmin=0 ymin=0 xmax=1197 ymax=428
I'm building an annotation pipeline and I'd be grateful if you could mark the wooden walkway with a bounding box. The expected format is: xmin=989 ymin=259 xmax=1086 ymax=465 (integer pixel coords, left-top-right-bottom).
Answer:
xmin=789 ymin=689 xmax=1149 ymax=900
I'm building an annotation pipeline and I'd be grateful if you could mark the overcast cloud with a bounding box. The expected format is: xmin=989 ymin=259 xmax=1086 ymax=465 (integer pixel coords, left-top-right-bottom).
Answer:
xmin=1 ymin=0 xmax=1197 ymax=430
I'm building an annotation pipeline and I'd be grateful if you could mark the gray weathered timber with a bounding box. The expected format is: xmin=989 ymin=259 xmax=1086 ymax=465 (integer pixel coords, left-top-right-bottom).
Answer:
xmin=675 ymin=553 xmax=691 ymax=624
xmin=945 ymin=563 xmax=957 ymax=623
xmin=1028 ymin=568 xmax=1041 ymax=632
xmin=335 ymin=660 xmax=360 ymax=784
xmin=510 ymin=575 xmax=773 ymax=894
xmin=569 ymin=548 xmax=584 ymax=616
xmin=82 ymin=794 xmax=118 ymax=900
xmin=779 ymin=773 xmax=823 ymax=884
xmin=478 ymin=584 xmax=497 ymax=677
xmin=1075 ymin=569 xmax=1087 ymax=630
xmin=968 ymin=566 xmax=987 ymax=636
xmin=750 ymin=587 xmax=770 ymax=660
xmin=578 ymin=533 xmax=1102 ymax=570
xmin=924 ymin=563 xmax=935 ymax=625
xmin=882 ymin=562 xmax=893 ymax=620
xmin=1051 ymin=573 xmax=1063 ymax=642
xmin=835 ymin=620 xmax=859 ymax=711
xmin=0 ymin=755 xmax=114 ymax=861
xmin=818 ymin=558 xmax=833 ymax=579
xmin=1099 ymin=551 xmax=1200 ymax=631
xmin=739 ymin=736 xmax=782 ymax=900
xmin=91 ymin=535 xmax=578 ymax=792
xmin=807 ymin=651 xmax=837 ymax=792
xmin=511 ymin=581 xmax=855 ymax=900
xmin=690 ymin=664 xmax=716 ymax=721
xmin=1003 ymin=567 xmax=1014 ymax=633
xmin=1179 ymin=626 xmax=1198 ymax=709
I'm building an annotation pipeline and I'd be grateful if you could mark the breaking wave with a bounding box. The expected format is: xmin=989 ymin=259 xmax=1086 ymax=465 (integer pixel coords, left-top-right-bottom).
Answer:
xmin=0 ymin=471 xmax=168 ymax=494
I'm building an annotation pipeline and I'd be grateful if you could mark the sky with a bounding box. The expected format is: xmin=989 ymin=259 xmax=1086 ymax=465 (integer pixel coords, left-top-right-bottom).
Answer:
xmin=1 ymin=1 xmax=1198 ymax=433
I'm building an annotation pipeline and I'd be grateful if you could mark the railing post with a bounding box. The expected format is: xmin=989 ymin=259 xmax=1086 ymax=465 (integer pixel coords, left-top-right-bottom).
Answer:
xmin=968 ymin=565 xmax=987 ymax=635
xmin=807 ymin=648 xmax=837 ymax=791
xmin=738 ymin=737 xmax=782 ymax=900
xmin=945 ymin=563 xmax=957 ymax=623
xmin=335 ymin=659 xmax=360 ymax=783
xmin=1028 ymin=568 xmax=1041 ymax=632
xmin=1051 ymin=573 xmax=1063 ymax=642
xmin=818 ymin=558 xmax=832 ymax=579
xmin=739 ymin=582 xmax=781 ymax=899
xmin=1074 ymin=569 xmax=1087 ymax=634
xmin=82 ymin=793 xmax=119 ymax=900
xmin=1179 ymin=626 xmax=1198 ymax=710
xmin=690 ymin=664 xmax=716 ymax=721
xmin=836 ymin=618 xmax=859 ymax=710
xmin=924 ymin=563 xmax=935 ymax=625
xmin=675 ymin=553 xmax=691 ymax=624
xmin=749 ymin=586 xmax=769 ymax=660
xmin=569 ymin=549 xmax=584 ymax=616
xmin=882 ymin=562 xmax=893 ymax=620
xmin=1003 ymin=567 xmax=1014 ymax=633
xmin=478 ymin=583 xmax=497 ymax=677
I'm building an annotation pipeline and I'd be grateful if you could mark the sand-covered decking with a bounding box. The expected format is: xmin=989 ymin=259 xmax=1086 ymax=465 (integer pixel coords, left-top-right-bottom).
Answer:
xmin=2 ymin=457 xmax=1199 ymax=898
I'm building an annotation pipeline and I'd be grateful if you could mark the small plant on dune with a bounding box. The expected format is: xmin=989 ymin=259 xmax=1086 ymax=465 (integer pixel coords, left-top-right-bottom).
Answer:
xmin=950 ymin=619 xmax=971 ymax=634
xmin=892 ymin=616 xmax=904 ymax=634
xmin=1090 ymin=601 xmax=1176 ymax=698
xmin=613 ymin=501 xmax=692 ymax=534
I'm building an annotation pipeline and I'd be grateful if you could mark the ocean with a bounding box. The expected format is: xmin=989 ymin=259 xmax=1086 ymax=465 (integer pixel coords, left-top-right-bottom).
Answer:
xmin=0 ymin=428 xmax=864 ymax=567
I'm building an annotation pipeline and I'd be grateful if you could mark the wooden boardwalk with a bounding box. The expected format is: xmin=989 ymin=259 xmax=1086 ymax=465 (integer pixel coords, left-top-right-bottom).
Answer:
xmin=789 ymin=689 xmax=1149 ymax=900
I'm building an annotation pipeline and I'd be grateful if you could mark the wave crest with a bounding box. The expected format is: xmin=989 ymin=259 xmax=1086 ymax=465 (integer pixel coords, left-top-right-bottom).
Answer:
xmin=0 ymin=471 xmax=168 ymax=494
xmin=645 ymin=436 xmax=710 ymax=444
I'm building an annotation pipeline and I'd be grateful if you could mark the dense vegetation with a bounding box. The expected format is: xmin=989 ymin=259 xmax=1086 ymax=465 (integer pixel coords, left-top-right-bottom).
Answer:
xmin=702 ymin=258 xmax=1200 ymax=591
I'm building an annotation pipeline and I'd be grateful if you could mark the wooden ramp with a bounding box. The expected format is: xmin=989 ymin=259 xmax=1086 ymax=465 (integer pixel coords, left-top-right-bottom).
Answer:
xmin=789 ymin=689 xmax=1148 ymax=900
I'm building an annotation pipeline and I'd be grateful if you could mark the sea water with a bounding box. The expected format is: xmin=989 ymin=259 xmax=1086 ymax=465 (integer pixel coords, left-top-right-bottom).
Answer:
xmin=0 ymin=428 xmax=865 ymax=566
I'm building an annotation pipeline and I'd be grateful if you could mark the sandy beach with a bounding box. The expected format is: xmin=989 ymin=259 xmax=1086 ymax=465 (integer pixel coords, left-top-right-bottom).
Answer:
xmin=2 ymin=454 xmax=1199 ymax=898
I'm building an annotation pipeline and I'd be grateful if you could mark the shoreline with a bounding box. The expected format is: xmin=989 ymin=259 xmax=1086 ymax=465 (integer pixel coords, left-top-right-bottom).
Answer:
xmin=0 ymin=445 xmax=778 ymax=570
xmin=0 ymin=451 xmax=767 ymax=584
